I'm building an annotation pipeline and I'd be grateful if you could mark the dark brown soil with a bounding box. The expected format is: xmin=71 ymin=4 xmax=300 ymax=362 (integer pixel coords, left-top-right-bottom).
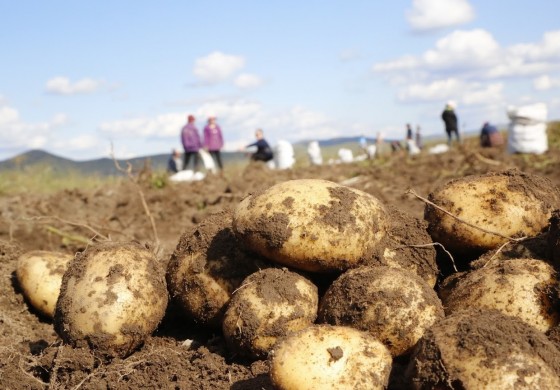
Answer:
xmin=2 ymin=137 xmax=560 ymax=389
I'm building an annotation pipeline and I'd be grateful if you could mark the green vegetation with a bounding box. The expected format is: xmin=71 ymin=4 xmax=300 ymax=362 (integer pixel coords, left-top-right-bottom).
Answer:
xmin=0 ymin=164 xmax=120 ymax=196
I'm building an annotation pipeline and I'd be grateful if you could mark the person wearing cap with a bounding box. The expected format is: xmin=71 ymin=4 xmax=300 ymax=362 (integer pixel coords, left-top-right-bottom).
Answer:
xmin=203 ymin=116 xmax=224 ymax=171
xmin=441 ymin=101 xmax=460 ymax=145
xmin=181 ymin=114 xmax=202 ymax=171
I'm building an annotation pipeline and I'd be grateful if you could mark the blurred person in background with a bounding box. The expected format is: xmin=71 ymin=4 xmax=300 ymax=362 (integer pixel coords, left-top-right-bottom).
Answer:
xmin=167 ymin=148 xmax=183 ymax=173
xmin=204 ymin=116 xmax=224 ymax=172
xmin=181 ymin=114 xmax=201 ymax=171
xmin=245 ymin=128 xmax=273 ymax=162
xmin=442 ymin=101 xmax=460 ymax=145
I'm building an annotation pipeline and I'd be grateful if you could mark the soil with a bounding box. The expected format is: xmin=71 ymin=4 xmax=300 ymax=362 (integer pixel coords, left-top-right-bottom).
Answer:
xmin=2 ymin=137 xmax=560 ymax=389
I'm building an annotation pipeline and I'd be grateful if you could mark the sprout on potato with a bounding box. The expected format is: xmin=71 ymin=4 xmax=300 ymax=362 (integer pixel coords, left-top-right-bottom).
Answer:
xmin=233 ymin=179 xmax=389 ymax=273
xmin=222 ymin=267 xmax=318 ymax=359
xmin=441 ymin=258 xmax=560 ymax=332
xmin=318 ymin=266 xmax=444 ymax=356
xmin=166 ymin=209 xmax=267 ymax=327
xmin=425 ymin=170 xmax=560 ymax=259
xmin=269 ymin=325 xmax=392 ymax=390
xmin=16 ymin=250 xmax=73 ymax=318
xmin=54 ymin=241 xmax=168 ymax=358
xmin=406 ymin=309 xmax=560 ymax=389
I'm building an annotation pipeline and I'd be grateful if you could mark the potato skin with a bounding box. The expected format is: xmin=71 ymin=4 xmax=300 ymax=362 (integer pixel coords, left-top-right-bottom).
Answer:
xmin=269 ymin=325 xmax=392 ymax=390
xmin=406 ymin=309 xmax=560 ymax=389
xmin=166 ymin=210 xmax=266 ymax=327
xmin=54 ymin=242 xmax=168 ymax=358
xmin=233 ymin=179 xmax=388 ymax=273
xmin=425 ymin=170 xmax=560 ymax=257
xmin=318 ymin=266 xmax=444 ymax=356
xmin=16 ymin=250 xmax=73 ymax=318
xmin=222 ymin=268 xmax=318 ymax=359
xmin=442 ymin=258 xmax=560 ymax=332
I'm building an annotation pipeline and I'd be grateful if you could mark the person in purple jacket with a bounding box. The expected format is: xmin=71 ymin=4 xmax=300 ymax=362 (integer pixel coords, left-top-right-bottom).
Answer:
xmin=181 ymin=114 xmax=202 ymax=171
xmin=203 ymin=116 xmax=224 ymax=171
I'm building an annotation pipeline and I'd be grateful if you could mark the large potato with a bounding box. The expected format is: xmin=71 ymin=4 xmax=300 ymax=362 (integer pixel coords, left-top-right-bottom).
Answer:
xmin=379 ymin=205 xmax=438 ymax=287
xmin=269 ymin=325 xmax=392 ymax=390
xmin=54 ymin=242 xmax=168 ymax=358
xmin=406 ymin=309 xmax=560 ymax=389
xmin=425 ymin=170 xmax=560 ymax=258
xmin=441 ymin=258 xmax=559 ymax=332
xmin=233 ymin=179 xmax=388 ymax=273
xmin=318 ymin=266 xmax=444 ymax=356
xmin=16 ymin=250 xmax=73 ymax=318
xmin=166 ymin=210 xmax=268 ymax=327
xmin=222 ymin=268 xmax=318 ymax=359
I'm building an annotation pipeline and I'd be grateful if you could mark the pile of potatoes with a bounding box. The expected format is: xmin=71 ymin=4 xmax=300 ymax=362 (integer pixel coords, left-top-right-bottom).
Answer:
xmin=15 ymin=170 xmax=560 ymax=388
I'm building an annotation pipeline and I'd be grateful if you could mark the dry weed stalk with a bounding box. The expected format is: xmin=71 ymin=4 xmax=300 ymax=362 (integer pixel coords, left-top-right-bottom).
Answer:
xmin=393 ymin=242 xmax=458 ymax=273
xmin=110 ymin=145 xmax=160 ymax=252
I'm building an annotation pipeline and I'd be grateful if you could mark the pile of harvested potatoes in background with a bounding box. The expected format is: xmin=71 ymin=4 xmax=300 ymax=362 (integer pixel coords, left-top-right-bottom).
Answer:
xmin=10 ymin=169 xmax=560 ymax=389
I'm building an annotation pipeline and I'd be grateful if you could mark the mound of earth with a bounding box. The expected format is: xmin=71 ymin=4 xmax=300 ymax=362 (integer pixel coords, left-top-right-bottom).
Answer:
xmin=1 ymin=136 xmax=560 ymax=389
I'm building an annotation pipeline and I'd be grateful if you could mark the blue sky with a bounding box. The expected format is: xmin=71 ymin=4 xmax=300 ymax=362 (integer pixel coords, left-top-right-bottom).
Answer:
xmin=1 ymin=0 xmax=559 ymax=161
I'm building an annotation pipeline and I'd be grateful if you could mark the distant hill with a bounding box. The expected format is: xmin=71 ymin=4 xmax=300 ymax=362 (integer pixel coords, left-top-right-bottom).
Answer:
xmin=0 ymin=149 xmax=248 ymax=176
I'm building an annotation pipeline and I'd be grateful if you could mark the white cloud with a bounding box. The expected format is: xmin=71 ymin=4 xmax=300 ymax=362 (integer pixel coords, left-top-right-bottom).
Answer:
xmin=99 ymin=113 xmax=185 ymax=138
xmin=406 ymin=0 xmax=475 ymax=32
xmin=374 ymin=29 xmax=560 ymax=84
xmin=0 ymin=105 xmax=20 ymax=126
xmin=0 ymin=102 xmax=69 ymax=154
xmin=193 ymin=51 xmax=245 ymax=84
xmin=45 ymin=77 xmax=103 ymax=95
xmin=53 ymin=134 xmax=100 ymax=151
xmin=423 ymin=29 xmax=499 ymax=69
xmin=533 ymin=75 xmax=560 ymax=90
xmin=234 ymin=73 xmax=263 ymax=89
xmin=398 ymin=78 xmax=504 ymax=106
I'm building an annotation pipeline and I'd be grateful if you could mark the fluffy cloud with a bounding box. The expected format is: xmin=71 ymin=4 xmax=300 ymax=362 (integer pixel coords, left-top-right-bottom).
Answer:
xmin=98 ymin=99 xmax=342 ymax=153
xmin=375 ymin=29 xmax=560 ymax=80
xmin=52 ymin=134 xmax=100 ymax=151
xmin=193 ymin=51 xmax=246 ymax=84
xmin=0 ymin=101 xmax=70 ymax=155
xmin=45 ymin=77 xmax=103 ymax=95
xmin=234 ymin=73 xmax=263 ymax=89
xmin=398 ymin=78 xmax=504 ymax=106
xmin=533 ymin=75 xmax=560 ymax=90
xmin=406 ymin=0 xmax=475 ymax=32
xmin=99 ymin=113 xmax=185 ymax=138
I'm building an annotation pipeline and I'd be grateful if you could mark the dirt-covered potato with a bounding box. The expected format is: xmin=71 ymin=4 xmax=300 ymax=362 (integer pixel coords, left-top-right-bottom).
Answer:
xmin=16 ymin=250 xmax=73 ymax=318
xmin=406 ymin=309 xmax=560 ymax=389
xmin=269 ymin=325 xmax=392 ymax=390
xmin=548 ymin=209 xmax=560 ymax=266
xmin=222 ymin=268 xmax=318 ymax=359
xmin=425 ymin=170 xmax=560 ymax=258
xmin=233 ymin=179 xmax=388 ymax=273
xmin=318 ymin=266 xmax=444 ymax=356
xmin=441 ymin=258 xmax=560 ymax=332
xmin=379 ymin=205 xmax=438 ymax=287
xmin=54 ymin=242 xmax=168 ymax=358
xmin=166 ymin=210 xmax=268 ymax=327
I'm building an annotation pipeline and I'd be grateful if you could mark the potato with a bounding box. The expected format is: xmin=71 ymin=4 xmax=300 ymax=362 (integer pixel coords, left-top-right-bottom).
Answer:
xmin=406 ymin=309 xmax=560 ymax=389
xmin=379 ymin=205 xmax=438 ymax=287
xmin=441 ymin=258 xmax=560 ymax=332
xmin=166 ymin=210 xmax=268 ymax=327
xmin=233 ymin=179 xmax=388 ymax=273
xmin=16 ymin=250 xmax=73 ymax=318
xmin=548 ymin=209 xmax=560 ymax=266
xmin=222 ymin=268 xmax=318 ymax=359
xmin=318 ymin=266 xmax=444 ymax=356
xmin=269 ymin=325 xmax=392 ymax=390
xmin=54 ymin=242 xmax=168 ymax=358
xmin=425 ymin=170 xmax=560 ymax=258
